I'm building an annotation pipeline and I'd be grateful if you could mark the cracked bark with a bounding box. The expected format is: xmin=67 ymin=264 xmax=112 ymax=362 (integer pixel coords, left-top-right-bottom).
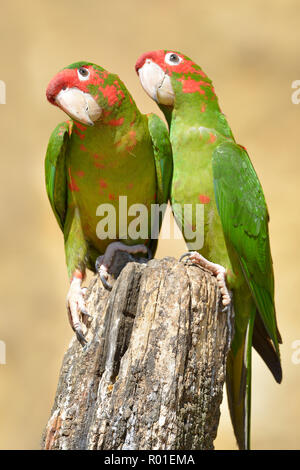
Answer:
xmin=42 ymin=256 xmax=234 ymax=450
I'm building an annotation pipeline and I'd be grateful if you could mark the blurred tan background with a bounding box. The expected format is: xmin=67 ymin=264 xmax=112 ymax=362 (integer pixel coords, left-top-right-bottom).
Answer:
xmin=0 ymin=0 xmax=299 ymax=449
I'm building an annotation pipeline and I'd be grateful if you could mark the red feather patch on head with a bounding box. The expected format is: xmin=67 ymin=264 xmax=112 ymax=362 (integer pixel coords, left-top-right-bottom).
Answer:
xmin=135 ymin=50 xmax=165 ymax=73
xmin=135 ymin=50 xmax=207 ymax=77
xmin=46 ymin=64 xmax=127 ymax=115
xmin=46 ymin=65 xmax=106 ymax=104
xmin=46 ymin=66 xmax=99 ymax=103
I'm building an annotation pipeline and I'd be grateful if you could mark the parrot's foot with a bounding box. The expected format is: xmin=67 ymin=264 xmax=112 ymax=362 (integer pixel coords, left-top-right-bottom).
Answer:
xmin=180 ymin=251 xmax=231 ymax=308
xmin=66 ymin=277 xmax=91 ymax=346
xmin=95 ymin=242 xmax=152 ymax=291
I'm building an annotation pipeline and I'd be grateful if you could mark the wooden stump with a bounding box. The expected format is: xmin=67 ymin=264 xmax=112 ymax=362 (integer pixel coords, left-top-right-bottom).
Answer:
xmin=42 ymin=256 xmax=234 ymax=450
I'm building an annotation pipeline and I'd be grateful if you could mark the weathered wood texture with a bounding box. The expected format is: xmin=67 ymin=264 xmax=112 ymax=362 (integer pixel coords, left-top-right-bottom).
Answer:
xmin=42 ymin=256 xmax=233 ymax=450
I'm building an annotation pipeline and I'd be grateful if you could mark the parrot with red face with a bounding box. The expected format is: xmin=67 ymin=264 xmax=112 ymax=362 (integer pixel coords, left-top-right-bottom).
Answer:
xmin=45 ymin=61 xmax=172 ymax=345
xmin=135 ymin=50 xmax=282 ymax=449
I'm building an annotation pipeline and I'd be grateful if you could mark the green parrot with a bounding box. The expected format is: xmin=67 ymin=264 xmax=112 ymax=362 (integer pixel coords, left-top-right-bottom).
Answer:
xmin=135 ymin=50 xmax=282 ymax=449
xmin=45 ymin=61 xmax=172 ymax=345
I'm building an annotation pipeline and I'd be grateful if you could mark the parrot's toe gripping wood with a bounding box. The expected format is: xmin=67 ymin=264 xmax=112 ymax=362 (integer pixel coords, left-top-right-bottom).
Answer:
xmin=96 ymin=242 xmax=152 ymax=291
xmin=66 ymin=277 xmax=91 ymax=347
xmin=95 ymin=259 xmax=113 ymax=291
xmin=180 ymin=251 xmax=231 ymax=308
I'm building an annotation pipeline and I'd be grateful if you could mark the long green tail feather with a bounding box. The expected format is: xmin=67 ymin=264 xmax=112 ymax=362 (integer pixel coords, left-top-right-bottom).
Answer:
xmin=226 ymin=310 xmax=255 ymax=450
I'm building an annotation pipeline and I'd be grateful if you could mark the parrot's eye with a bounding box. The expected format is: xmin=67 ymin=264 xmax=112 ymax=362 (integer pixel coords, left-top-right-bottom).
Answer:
xmin=165 ymin=52 xmax=182 ymax=66
xmin=77 ymin=67 xmax=90 ymax=81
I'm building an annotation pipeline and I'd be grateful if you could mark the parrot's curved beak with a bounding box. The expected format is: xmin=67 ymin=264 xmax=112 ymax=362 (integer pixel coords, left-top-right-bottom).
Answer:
xmin=137 ymin=60 xmax=174 ymax=106
xmin=54 ymin=88 xmax=102 ymax=126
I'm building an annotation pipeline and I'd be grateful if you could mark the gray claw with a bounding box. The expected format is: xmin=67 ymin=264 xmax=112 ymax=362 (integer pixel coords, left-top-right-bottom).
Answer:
xmin=81 ymin=307 xmax=92 ymax=318
xmin=95 ymin=256 xmax=113 ymax=291
xmin=100 ymin=272 xmax=112 ymax=291
xmin=179 ymin=252 xmax=192 ymax=263
xmin=75 ymin=328 xmax=87 ymax=347
xmin=146 ymin=247 xmax=152 ymax=260
xmin=95 ymin=257 xmax=102 ymax=272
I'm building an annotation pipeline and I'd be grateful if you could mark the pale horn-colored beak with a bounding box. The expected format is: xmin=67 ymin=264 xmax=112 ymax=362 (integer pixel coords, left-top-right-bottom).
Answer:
xmin=138 ymin=60 xmax=174 ymax=106
xmin=157 ymin=74 xmax=175 ymax=106
xmin=55 ymin=88 xmax=102 ymax=126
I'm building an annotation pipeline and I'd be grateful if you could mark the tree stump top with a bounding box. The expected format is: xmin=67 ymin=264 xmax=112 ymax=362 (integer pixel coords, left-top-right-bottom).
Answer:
xmin=43 ymin=257 xmax=233 ymax=450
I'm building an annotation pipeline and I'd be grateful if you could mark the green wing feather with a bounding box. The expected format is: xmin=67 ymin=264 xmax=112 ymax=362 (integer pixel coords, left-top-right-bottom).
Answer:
xmin=212 ymin=141 xmax=281 ymax=355
xmin=147 ymin=113 xmax=173 ymax=255
xmin=147 ymin=113 xmax=173 ymax=206
xmin=45 ymin=121 xmax=71 ymax=231
xmin=212 ymin=141 xmax=282 ymax=449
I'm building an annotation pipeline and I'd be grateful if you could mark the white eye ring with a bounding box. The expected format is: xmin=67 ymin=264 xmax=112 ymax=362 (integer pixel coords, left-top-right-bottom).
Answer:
xmin=77 ymin=67 xmax=90 ymax=81
xmin=165 ymin=52 xmax=182 ymax=66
